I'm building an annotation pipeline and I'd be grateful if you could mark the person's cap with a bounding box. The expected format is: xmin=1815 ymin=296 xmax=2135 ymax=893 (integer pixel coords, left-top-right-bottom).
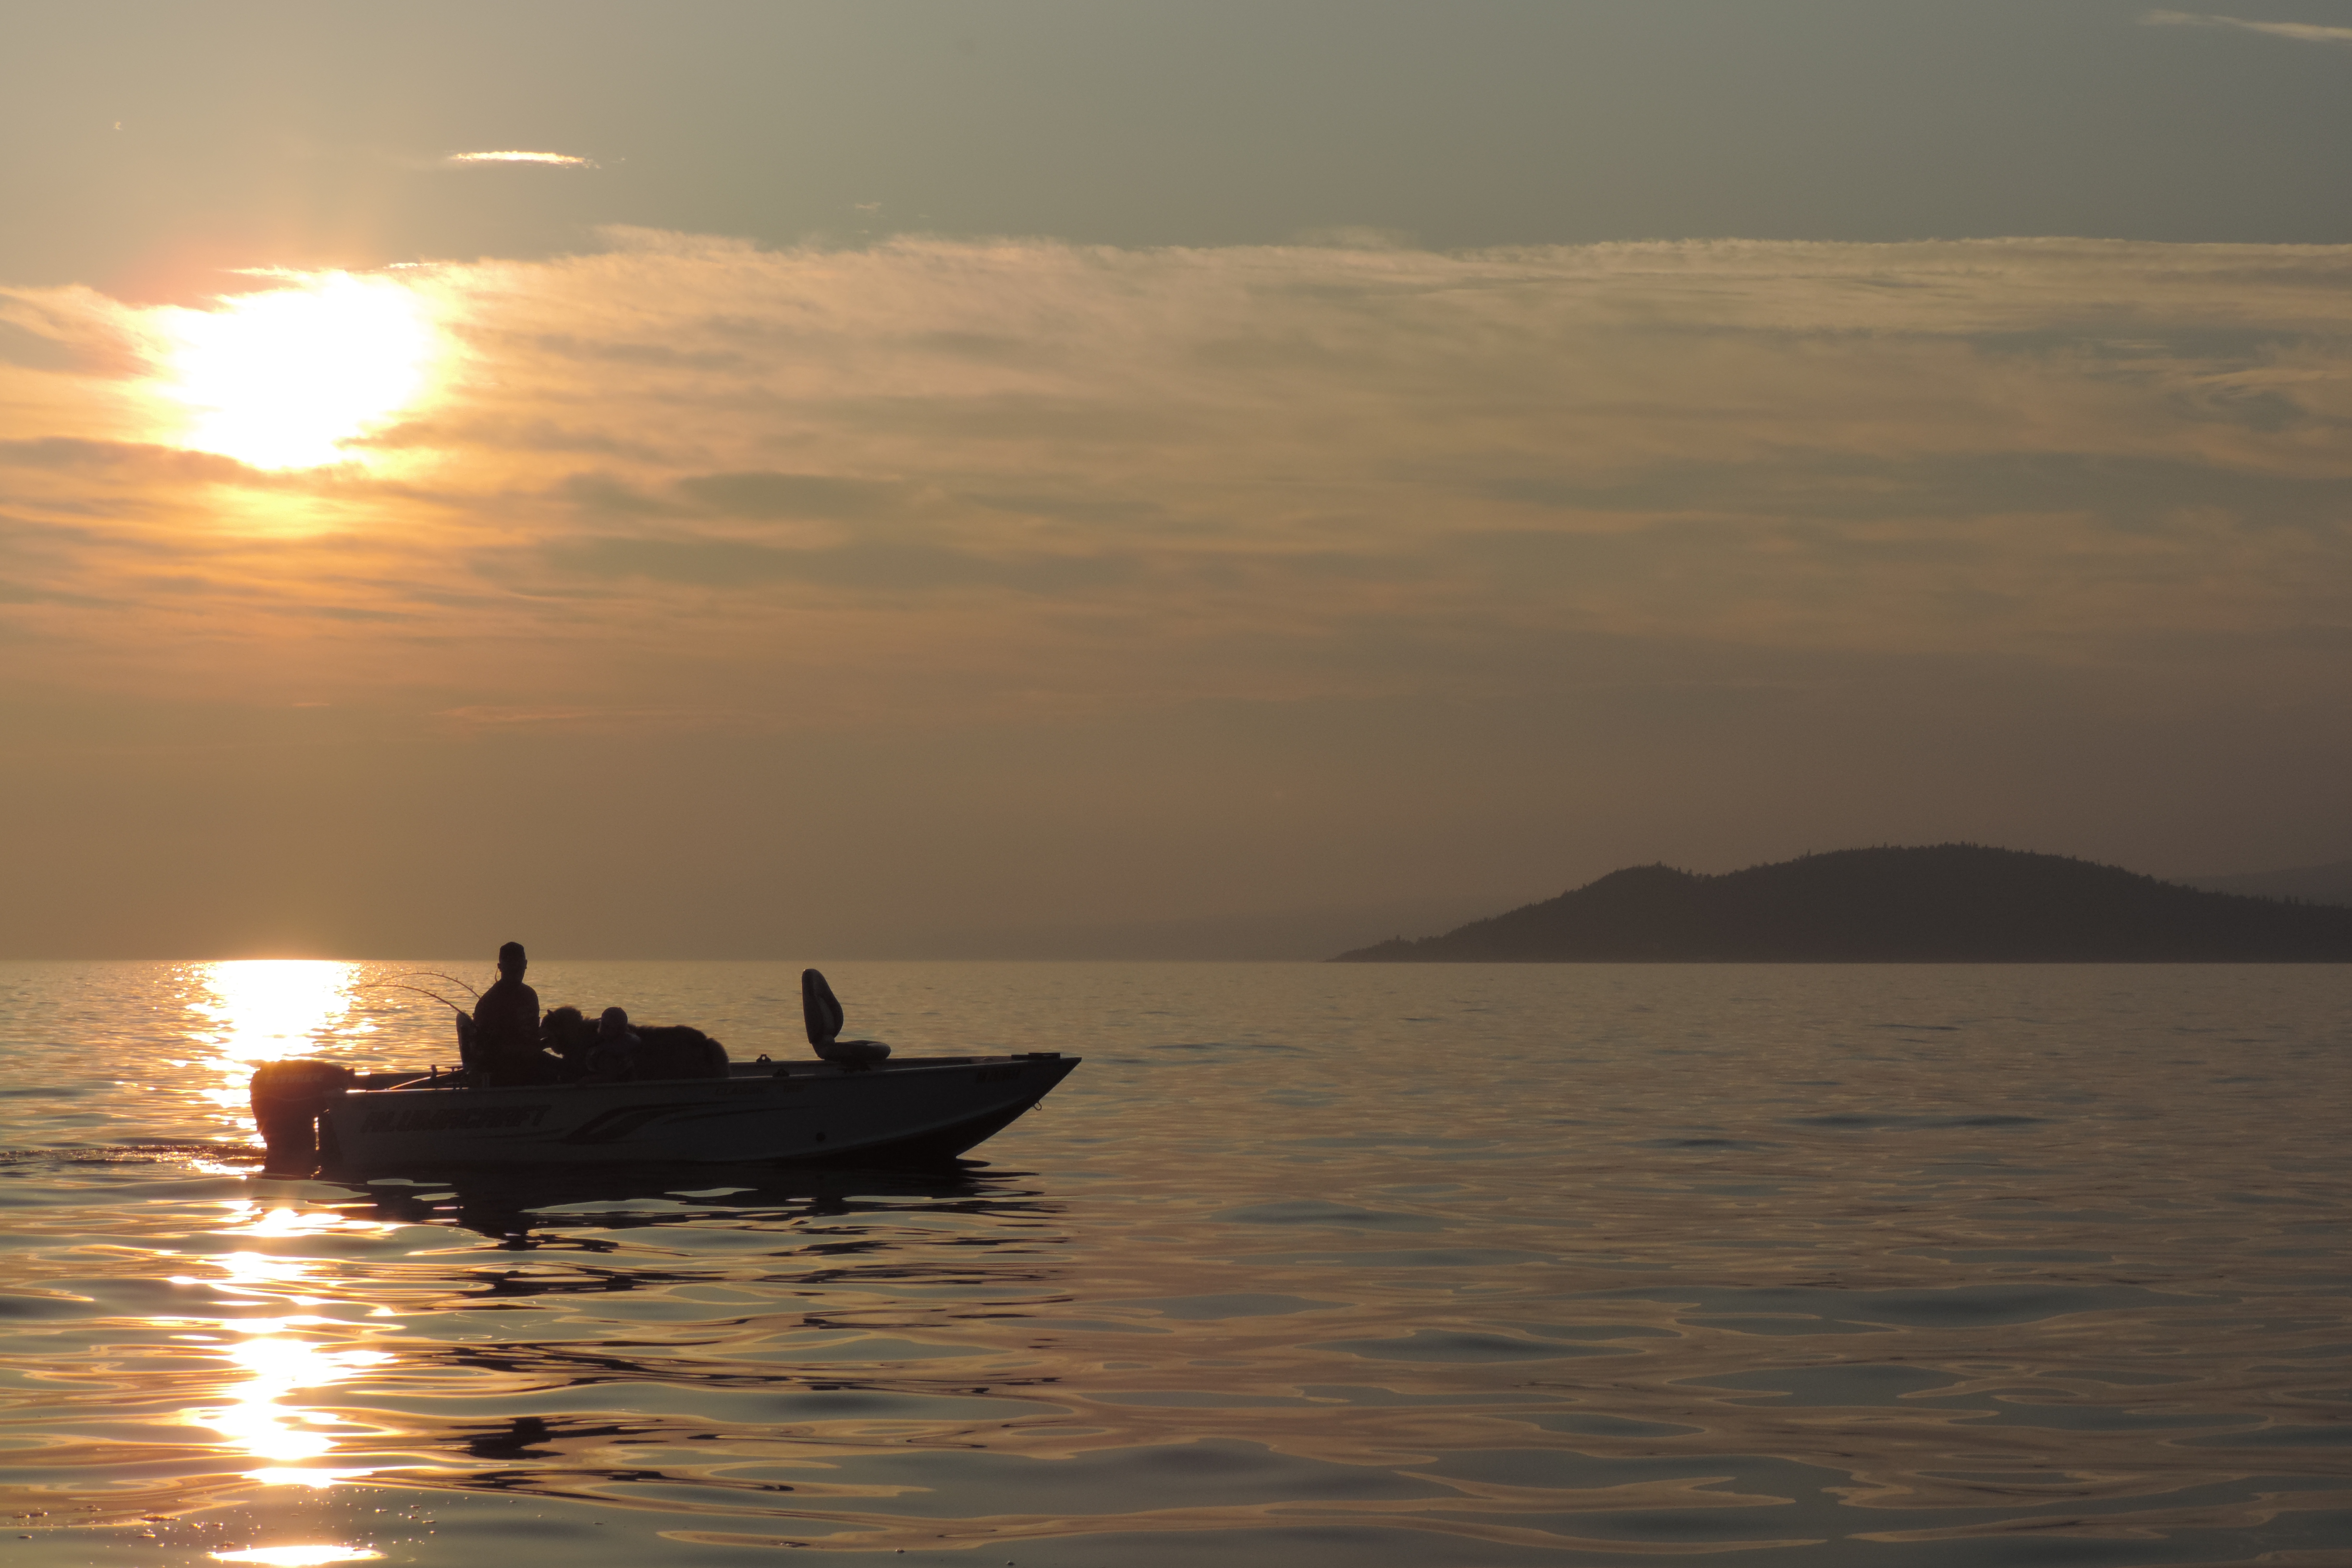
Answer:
xmin=498 ymin=941 xmax=526 ymax=967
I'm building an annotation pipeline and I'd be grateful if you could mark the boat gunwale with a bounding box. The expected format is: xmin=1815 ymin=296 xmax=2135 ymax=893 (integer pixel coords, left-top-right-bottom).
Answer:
xmin=347 ymin=1052 xmax=1071 ymax=1096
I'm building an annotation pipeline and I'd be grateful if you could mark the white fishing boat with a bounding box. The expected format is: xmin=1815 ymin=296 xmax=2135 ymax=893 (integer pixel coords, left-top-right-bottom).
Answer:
xmin=321 ymin=1052 xmax=1075 ymax=1171
xmin=249 ymin=969 xmax=1079 ymax=1175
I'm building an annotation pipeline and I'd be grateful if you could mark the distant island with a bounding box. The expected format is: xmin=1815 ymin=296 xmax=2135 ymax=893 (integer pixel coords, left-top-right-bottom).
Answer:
xmin=1332 ymin=845 xmax=2352 ymax=963
xmin=2182 ymin=857 xmax=2352 ymax=908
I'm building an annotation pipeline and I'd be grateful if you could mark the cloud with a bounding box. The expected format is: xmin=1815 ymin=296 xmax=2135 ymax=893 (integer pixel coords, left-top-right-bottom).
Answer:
xmin=673 ymin=472 xmax=908 ymax=520
xmin=2141 ymin=11 xmax=2352 ymax=46
xmin=8 ymin=233 xmax=2352 ymax=953
xmin=445 ymin=149 xmax=599 ymax=167
xmin=6 ymin=234 xmax=2351 ymax=717
xmin=539 ymin=527 xmax=1141 ymax=595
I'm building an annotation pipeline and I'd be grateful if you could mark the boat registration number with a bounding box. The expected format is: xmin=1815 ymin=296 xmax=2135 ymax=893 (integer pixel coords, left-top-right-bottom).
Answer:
xmin=362 ymin=1103 xmax=554 ymax=1133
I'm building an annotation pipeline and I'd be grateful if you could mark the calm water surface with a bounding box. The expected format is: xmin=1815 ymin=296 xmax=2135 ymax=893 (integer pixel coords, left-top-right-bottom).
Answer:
xmin=0 ymin=960 xmax=2348 ymax=1567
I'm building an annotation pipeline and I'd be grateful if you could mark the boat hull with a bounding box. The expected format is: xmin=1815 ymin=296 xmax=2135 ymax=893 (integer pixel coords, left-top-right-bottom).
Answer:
xmin=318 ymin=1054 xmax=1077 ymax=1172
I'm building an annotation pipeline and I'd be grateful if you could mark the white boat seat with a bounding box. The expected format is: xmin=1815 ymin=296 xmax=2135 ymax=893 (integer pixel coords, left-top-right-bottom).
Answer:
xmin=802 ymin=968 xmax=891 ymax=1069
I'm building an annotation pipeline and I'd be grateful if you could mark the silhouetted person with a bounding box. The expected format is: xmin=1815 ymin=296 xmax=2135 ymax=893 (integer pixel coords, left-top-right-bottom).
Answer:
xmin=469 ymin=942 xmax=563 ymax=1086
xmin=584 ymin=1005 xmax=641 ymax=1082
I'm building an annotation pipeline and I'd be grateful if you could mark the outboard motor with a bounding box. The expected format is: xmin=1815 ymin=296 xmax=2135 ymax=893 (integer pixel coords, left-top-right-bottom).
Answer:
xmin=801 ymin=969 xmax=891 ymax=1069
xmin=249 ymin=1059 xmax=356 ymax=1176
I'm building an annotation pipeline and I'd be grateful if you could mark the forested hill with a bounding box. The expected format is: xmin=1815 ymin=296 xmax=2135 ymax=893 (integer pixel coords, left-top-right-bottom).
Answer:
xmin=1333 ymin=845 xmax=2352 ymax=963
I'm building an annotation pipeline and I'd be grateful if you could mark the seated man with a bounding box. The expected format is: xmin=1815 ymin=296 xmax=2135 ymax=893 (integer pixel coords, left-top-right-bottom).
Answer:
xmin=466 ymin=942 xmax=567 ymax=1087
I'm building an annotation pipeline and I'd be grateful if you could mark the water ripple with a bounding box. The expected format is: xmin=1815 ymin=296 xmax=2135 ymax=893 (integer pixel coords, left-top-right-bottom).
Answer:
xmin=0 ymin=959 xmax=2348 ymax=1564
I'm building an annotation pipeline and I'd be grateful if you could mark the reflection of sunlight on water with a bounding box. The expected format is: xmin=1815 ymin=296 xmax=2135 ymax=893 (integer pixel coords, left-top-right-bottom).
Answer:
xmin=234 ymin=1205 xmax=379 ymax=1240
xmin=200 ymin=1332 xmax=392 ymax=1465
xmin=213 ymin=1549 xmax=385 ymax=1566
xmin=175 ymin=1204 xmax=396 ymax=1489
xmin=188 ymin=962 xmax=360 ymax=1123
xmin=211 ymin=1251 xmax=321 ymax=1300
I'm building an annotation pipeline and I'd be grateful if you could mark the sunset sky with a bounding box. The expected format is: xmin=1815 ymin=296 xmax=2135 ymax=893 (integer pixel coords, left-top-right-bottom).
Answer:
xmin=5 ymin=2 xmax=2351 ymax=958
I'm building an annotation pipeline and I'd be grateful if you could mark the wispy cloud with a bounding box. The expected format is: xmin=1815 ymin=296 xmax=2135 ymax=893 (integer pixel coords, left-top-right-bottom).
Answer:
xmin=7 ymin=234 xmax=2349 ymax=713
xmin=445 ymin=149 xmax=598 ymax=168
xmin=2142 ymin=10 xmax=2352 ymax=46
xmin=7 ymin=235 xmax=2352 ymax=950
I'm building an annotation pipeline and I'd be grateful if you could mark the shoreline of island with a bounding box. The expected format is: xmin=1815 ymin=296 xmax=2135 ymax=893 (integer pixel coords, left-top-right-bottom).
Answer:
xmin=1331 ymin=845 xmax=2352 ymax=963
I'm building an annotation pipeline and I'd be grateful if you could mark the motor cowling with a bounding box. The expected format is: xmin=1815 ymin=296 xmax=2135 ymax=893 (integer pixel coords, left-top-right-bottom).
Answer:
xmin=249 ymin=1059 xmax=356 ymax=1176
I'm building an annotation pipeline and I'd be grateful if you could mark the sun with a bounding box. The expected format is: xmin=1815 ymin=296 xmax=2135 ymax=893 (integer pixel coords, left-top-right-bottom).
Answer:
xmin=155 ymin=271 xmax=439 ymax=470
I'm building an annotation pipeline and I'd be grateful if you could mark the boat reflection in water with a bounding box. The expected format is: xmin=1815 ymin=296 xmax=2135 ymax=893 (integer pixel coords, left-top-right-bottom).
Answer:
xmin=350 ymin=1157 xmax=1005 ymax=1246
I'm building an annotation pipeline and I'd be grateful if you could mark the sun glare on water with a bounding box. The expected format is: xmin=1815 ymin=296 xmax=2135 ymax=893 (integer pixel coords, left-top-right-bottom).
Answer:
xmin=188 ymin=960 xmax=360 ymax=1118
xmin=157 ymin=272 xmax=439 ymax=470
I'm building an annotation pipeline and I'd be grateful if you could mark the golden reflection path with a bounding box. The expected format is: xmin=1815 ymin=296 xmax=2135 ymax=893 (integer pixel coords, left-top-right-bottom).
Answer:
xmin=168 ymin=966 xmax=415 ymax=1512
xmin=184 ymin=961 xmax=364 ymax=1127
xmin=173 ymin=1202 xmax=396 ymax=1493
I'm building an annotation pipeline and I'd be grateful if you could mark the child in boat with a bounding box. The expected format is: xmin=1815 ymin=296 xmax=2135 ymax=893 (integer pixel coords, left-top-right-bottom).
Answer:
xmin=540 ymin=1004 xmax=729 ymax=1081
xmin=584 ymin=1006 xmax=642 ymax=1082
